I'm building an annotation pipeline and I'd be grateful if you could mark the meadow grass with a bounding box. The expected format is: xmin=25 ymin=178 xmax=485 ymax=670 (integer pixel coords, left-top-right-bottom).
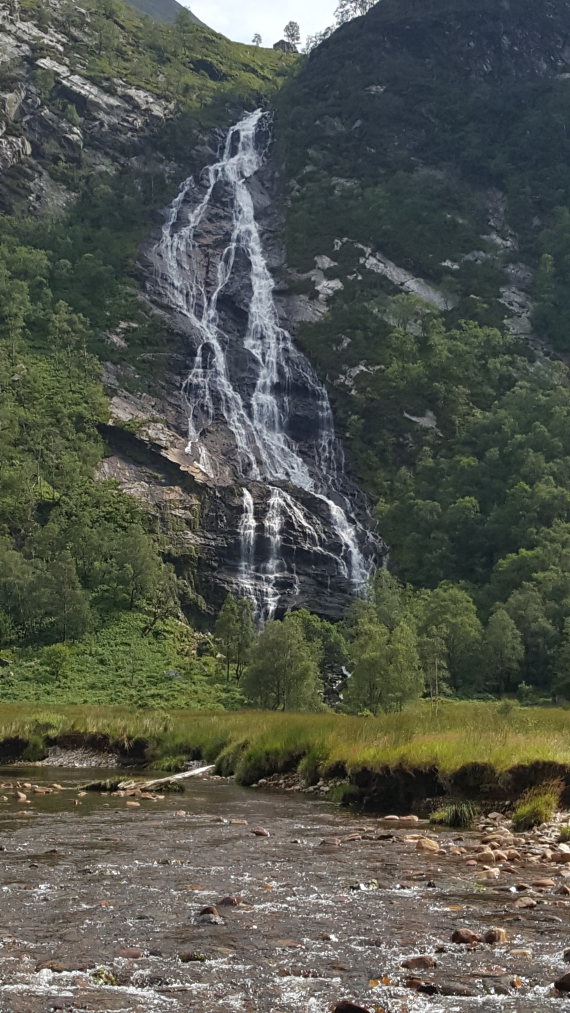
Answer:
xmin=1 ymin=701 xmax=570 ymax=788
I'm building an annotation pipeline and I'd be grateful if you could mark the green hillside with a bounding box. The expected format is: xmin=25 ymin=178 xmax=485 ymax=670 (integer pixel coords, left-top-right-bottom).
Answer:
xmin=126 ymin=0 xmax=204 ymax=25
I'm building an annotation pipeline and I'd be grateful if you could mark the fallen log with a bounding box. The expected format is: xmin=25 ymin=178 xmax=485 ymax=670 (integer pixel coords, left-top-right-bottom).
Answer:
xmin=83 ymin=765 xmax=215 ymax=794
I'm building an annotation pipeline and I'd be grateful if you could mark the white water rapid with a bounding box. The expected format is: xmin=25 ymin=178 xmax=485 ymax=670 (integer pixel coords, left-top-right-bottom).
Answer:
xmin=151 ymin=109 xmax=375 ymax=619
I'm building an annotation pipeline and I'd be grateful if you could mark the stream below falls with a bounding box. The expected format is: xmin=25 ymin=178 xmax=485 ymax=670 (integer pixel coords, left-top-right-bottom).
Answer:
xmin=0 ymin=767 xmax=568 ymax=1012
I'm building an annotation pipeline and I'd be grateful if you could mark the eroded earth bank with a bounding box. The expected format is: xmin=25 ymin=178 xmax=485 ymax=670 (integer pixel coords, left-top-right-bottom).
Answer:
xmin=2 ymin=770 xmax=570 ymax=1012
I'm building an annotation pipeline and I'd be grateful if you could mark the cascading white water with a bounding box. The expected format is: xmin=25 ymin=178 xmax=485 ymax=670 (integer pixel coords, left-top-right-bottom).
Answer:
xmin=151 ymin=109 xmax=374 ymax=619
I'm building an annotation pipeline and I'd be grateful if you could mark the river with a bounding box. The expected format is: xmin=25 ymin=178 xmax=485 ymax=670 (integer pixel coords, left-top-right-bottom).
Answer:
xmin=0 ymin=767 xmax=567 ymax=1011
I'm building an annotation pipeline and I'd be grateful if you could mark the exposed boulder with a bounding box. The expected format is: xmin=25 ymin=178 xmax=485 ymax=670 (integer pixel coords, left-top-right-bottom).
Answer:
xmin=273 ymin=39 xmax=297 ymax=53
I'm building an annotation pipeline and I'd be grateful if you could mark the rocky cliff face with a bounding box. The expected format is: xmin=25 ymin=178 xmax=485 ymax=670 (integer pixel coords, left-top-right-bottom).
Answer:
xmin=102 ymin=116 xmax=377 ymax=619
xmin=2 ymin=1 xmax=366 ymax=622
xmin=0 ymin=5 xmax=172 ymax=215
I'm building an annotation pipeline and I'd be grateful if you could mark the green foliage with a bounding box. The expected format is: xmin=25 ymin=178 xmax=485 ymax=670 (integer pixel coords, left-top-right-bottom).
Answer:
xmin=559 ymin=826 xmax=570 ymax=843
xmin=242 ymin=614 xmax=323 ymax=711
xmin=512 ymin=780 xmax=562 ymax=831
xmin=0 ymin=613 xmax=243 ymax=709
xmin=214 ymin=594 xmax=255 ymax=682
xmin=430 ymin=802 xmax=479 ymax=829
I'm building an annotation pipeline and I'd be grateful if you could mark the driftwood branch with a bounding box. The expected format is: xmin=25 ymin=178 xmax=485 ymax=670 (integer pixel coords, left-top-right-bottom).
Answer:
xmin=83 ymin=765 xmax=215 ymax=794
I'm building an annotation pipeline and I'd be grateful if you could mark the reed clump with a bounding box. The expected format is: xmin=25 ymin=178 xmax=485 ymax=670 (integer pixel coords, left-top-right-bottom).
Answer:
xmin=512 ymin=780 xmax=563 ymax=831
xmin=430 ymin=802 xmax=479 ymax=828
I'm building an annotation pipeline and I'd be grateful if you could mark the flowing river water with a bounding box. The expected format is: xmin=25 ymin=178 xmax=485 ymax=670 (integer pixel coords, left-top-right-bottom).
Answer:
xmin=0 ymin=769 xmax=568 ymax=1012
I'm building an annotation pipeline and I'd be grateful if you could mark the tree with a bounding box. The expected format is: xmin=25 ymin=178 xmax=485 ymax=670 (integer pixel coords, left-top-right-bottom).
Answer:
xmin=420 ymin=625 xmax=449 ymax=713
xmin=304 ymin=27 xmax=334 ymax=52
xmin=335 ymin=0 xmax=377 ymax=24
xmin=235 ymin=597 xmax=255 ymax=681
xmin=214 ymin=594 xmax=255 ymax=681
xmin=505 ymin=583 xmax=556 ymax=686
xmin=387 ymin=621 xmax=424 ymax=711
xmin=371 ymin=569 xmax=407 ymax=630
xmin=418 ymin=585 xmax=483 ymax=693
xmin=215 ymin=594 xmax=239 ymax=681
xmin=553 ymin=618 xmax=570 ymax=700
xmin=344 ymin=617 xmax=390 ymax=715
xmin=283 ymin=21 xmax=301 ymax=46
xmin=99 ymin=526 xmax=164 ymax=613
xmin=242 ymin=615 xmax=322 ymax=711
xmin=252 ymin=33 xmax=262 ymax=46
xmin=287 ymin=609 xmax=348 ymax=703
xmin=483 ymin=609 xmax=524 ymax=694
xmin=46 ymin=552 xmax=92 ymax=643
xmin=175 ymin=8 xmax=195 ymax=56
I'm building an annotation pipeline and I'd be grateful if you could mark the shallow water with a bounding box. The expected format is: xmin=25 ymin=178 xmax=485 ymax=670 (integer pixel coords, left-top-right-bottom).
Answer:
xmin=0 ymin=767 xmax=567 ymax=1012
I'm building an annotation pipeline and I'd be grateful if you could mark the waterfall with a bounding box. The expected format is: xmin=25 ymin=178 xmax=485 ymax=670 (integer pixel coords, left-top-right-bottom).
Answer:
xmin=151 ymin=109 xmax=375 ymax=619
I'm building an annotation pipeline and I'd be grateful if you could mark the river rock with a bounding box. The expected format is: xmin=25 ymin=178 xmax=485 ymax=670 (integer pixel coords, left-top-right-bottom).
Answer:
xmin=555 ymin=972 xmax=570 ymax=992
xmin=451 ymin=929 xmax=482 ymax=944
xmin=405 ymin=977 xmax=437 ymax=994
xmin=180 ymin=951 xmax=208 ymax=962
xmin=402 ymin=955 xmax=438 ymax=970
xmin=219 ymin=896 xmax=245 ymax=907
xmin=475 ymin=850 xmax=496 ymax=864
xmin=115 ymin=947 xmax=142 ymax=959
xmin=416 ymin=838 xmax=440 ymax=853
xmin=198 ymin=906 xmax=224 ymax=925
xmin=484 ymin=928 xmax=508 ymax=944
xmin=332 ymin=1003 xmax=374 ymax=1013
xmin=513 ymin=896 xmax=537 ymax=909
xmin=252 ymin=827 xmax=271 ymax=837
xmin=438 ymin=982 xmax=480 ymax=997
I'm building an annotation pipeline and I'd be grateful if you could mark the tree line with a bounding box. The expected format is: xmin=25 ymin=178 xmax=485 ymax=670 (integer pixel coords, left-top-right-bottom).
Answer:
xmin=214 ymin=560 xmax=570 ymax=713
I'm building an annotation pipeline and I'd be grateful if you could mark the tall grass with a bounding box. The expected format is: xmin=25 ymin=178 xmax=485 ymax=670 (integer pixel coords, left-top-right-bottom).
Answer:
xmin=1 ymin=701 xmax=570 ymax=781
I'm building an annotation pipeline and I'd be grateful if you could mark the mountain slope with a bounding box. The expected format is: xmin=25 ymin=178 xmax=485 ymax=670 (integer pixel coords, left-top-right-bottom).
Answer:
xmin=275 ymin=0 xmax=570 ymax=688
xmin=125 ymin=0 xmax=204 ymax=26
xmin=0 ymin=0 xmax=294 ymax=680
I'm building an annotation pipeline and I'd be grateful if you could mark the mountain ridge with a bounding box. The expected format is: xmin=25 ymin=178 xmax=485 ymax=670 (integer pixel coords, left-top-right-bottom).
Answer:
xmin=125 ymin=0 xmax=205 ymax=26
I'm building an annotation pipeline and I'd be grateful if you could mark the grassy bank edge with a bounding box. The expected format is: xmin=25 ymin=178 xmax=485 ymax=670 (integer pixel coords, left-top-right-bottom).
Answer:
xmin=2 ymin=701 xmax=570 ymax=809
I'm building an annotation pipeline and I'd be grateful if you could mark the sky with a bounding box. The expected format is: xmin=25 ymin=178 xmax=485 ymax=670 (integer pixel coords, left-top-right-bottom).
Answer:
xmin=186 ymin=0 xmax=338 ymax=46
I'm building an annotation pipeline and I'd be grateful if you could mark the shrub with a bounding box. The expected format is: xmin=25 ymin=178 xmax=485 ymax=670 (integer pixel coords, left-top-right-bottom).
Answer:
xmin=154 ymin=754 xmax=187 ymax=773
xmin=430 ymin=802 xmax=479 ymax=828
xmin=512 ymin=780 xmax=563 ymax=831
xmin=559 ymin=826 xmax=570 ymax=843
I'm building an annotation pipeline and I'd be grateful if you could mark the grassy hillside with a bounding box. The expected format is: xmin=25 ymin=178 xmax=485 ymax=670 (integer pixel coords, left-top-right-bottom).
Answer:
xmin=125 ymin=0 xmax=204 ymax=26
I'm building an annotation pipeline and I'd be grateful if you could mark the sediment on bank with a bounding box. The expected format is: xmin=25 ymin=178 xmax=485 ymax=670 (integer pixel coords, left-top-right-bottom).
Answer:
xmin=2 ymin=701 xmax=570 ymax=811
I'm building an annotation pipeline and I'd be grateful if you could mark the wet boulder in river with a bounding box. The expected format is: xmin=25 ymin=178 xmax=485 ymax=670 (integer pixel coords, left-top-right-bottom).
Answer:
xmin=198 ymin=906 xmax=224 ymax=925
xmin=332 ymin=1003 xmax=374 ymax=1013
xmin=555 ymin=972 xmax=570 ymax=992
xmin=402 ymin=954 xmax=438 ymax=970
xmin=484 ymin=928 xmax=508 ymax=944
xmin=451 ymin=929 xmax=482 ymax=944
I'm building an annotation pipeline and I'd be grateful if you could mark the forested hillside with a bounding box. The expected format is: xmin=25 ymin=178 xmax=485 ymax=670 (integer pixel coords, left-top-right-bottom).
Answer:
xmin=276 ymin=0 xmax=570 ymax=699
xmin=5 ymin=0 xmax=570 ymax=711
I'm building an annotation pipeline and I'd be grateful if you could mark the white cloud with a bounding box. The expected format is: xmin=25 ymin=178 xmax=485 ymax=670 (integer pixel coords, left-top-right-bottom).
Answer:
xmin=186 ymin=0 xmax=337 ymax=46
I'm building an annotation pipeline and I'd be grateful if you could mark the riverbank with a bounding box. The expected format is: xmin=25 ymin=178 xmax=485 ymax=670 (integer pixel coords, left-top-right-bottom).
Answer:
xmin=2 ymin=701 xmax=570 ymax=809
